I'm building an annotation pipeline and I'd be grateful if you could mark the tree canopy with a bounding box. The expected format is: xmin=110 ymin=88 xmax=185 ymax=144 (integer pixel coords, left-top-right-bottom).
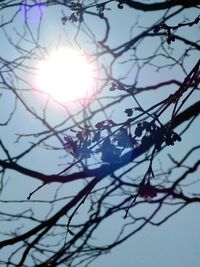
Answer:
xmin=0 ymin=1 xmax=199 ymax=266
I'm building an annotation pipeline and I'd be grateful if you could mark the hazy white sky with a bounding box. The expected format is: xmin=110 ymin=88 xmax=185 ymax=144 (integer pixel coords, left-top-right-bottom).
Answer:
xmin=0 ymin=2 xmax=199 ymax=267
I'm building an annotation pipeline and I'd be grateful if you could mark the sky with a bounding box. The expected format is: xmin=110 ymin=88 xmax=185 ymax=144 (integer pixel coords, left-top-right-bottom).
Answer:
xmin=0 ymin=1 xmax=199 ymax=267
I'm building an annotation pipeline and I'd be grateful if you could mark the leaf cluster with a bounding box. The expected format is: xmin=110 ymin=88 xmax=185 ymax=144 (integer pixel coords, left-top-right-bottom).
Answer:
xmin=134 ymin=121 xmax=181 ymax=150
xmin=64 ymin=120 xmax=138 ymax=163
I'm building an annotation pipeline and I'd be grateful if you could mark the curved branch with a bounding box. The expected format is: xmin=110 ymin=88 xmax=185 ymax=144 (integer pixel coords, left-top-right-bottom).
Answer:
xmin=0 ymin=100 xmax=199 ymax=184
xmin=0 ymin=175 xmax=101 ymax=249
xmin=124 ymin=0 xmax=200 ymax=11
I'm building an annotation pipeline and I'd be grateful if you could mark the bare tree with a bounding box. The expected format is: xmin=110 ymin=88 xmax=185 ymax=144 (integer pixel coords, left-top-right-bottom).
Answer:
xmin=0 ymin=1 xmax=199 ymax=266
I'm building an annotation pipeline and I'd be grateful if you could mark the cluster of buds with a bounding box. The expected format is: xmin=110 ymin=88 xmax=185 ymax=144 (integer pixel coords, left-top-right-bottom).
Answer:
xmin=138 ymin=179 xmax=157 ymax=200
xmin=153 ymin=23 xmax=175 ymax=44
xmin=117 ymin=0 xmax=125 ymax=9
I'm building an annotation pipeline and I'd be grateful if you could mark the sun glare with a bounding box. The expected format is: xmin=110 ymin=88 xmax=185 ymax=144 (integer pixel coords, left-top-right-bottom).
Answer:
xmin=36 ymin=48 xmax=96 ymax=103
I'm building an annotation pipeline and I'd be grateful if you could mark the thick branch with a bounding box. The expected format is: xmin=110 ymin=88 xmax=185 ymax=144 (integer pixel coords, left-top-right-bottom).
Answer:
xmin=0 ymin=100 xmax=199 ymax=184
xmin=124 ymin=0 xmax=200 ymax=11
xmin=0 ymin=175 xmax=101 ymax=248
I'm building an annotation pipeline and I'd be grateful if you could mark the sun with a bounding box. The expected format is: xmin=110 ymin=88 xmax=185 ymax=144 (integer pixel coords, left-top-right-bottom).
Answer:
xmin=36 ymin=48 xmax=96 ymax=103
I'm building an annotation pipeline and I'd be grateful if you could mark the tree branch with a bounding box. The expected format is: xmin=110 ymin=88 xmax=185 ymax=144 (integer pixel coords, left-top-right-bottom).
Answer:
xmin=124 ymin=0 xmax=200 ymax=11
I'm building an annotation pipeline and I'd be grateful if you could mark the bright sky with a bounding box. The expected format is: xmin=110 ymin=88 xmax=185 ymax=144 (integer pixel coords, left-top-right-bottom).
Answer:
xmin=0 ymin=2 xmax=199 ymax=267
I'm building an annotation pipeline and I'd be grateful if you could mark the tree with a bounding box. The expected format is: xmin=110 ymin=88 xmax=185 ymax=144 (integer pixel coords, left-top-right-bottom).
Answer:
xmin=0 ymin=1 xmax=199 ymax=266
